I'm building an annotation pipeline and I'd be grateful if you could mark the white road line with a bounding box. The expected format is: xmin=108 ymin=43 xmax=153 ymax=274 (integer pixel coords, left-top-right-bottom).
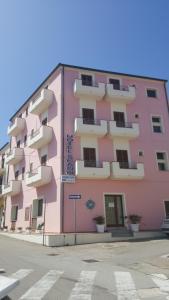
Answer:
xmin=114 ymin=271 xmax=139 ymax=300
xmin=151 ymin=273 xmax=169 ymax=293
xmin=19 ymin=270 xmax=63 ymax=299
xmin=69 ymin=271 xmax=96 ymax=300
xmin=10 ymin=269 xmax=33 ymax=280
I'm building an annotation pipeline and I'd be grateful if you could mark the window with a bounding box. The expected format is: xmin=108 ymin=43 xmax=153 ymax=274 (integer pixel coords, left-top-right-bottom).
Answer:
xmin=22 ymin=167 xmax=25 ymax=180
xmin=147 ymin=89 xmax=157 ymax=98
xmin=116 ymin=150 xmax=129 ymax=169
xmin=113 ymin=111 xmax=125 ymax=127
xmin=24 ymin=135 xmax=27 ymax=146
xmin=11 ymin=206 xmax=18 ymax=221
xmin=156 ymin=152 xmax=168 ymax=171
xmin=1 ymin=155 xmax=5 ymax=168
xmin=29 ymin=163 xmax=33 ymax=173
xmin=42 ymin=117 xmax=48 ymax=126
xmin=138 ymin=151 xmax=144 ymax=157
xmin=15 ymin=170 xmax=19 ymax=180
xmin=109 ymin=78 xmax=120 ymax=90
xmin=25 ymin=107 xmax=28 ymax=117
xmin=18 ymin=113 xmax=22 ymax=118
xmin=41 ymin=154 xmax=47 ymax=166
xmin=25 ymin=207 xmax=30 ymax=221
xmin=164 ymin=201 xmax=169 ymax=218
xmin=17 ymin=140 xmax=21 ymax=148
xmin=32 ymin=199 xmax=43 ymax=217
xmin=82 ymin=108 xmax=94 ymax=124
xmin=135 ymin=114 xmax=139 ymax=119
xmin=83 ymin=148 xmax=96 ymax=167
xmin=31 ymin=129 xmax=34 ymax=137
xmin=81 ymin=74 xmax=92 ymax=86
xmin=152 ymin=116 xmax=163 ymax=133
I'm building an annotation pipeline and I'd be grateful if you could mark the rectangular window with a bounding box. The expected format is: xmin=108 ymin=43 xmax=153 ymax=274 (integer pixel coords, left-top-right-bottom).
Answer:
xmin=24 ymin=135 xmax=27 ymax=146
xmin=17 ymin=140 xmax=21 ymax=148
xmin=11 ymin=206 xmax=18 ymax=221
xmin=116 ymin=150 xmax=129 ymax=169
xmin=83 ymin=148 xmax=96 ymax=167
xmin=113 ymin=111 xmax=125 ymax=127
xmin=25 ymin=107 xmax=28 ymax=117
xmin=25 ymin=207 xmax=30 ymax=221
xmin=41 ymin=154 xmax=47 ymax=166
xmin=22 ymin=167 xmax=25 ymax=180
xmin=42 ymin=117 xmax=48 ymax=126
xmin=152 ymin=116 xmax=162 ymax=133
xmin=109 ymin=78 xmax=120 ymax=90
xmin=18 ymin=113 xmax=22 ymax=118
xmin=15 ymin=170 xmax=19 ymax=180
xmin=156 ymin=152 xmax=168 ymax=171
xmin=82 ymin=108 xmax=94 ymax=124
xmin=32 ymin=199 xmax=43 ymax=217
xmin=147 ymin=89 xmax=157 ymax=98
xmin=81 ymin=74 xmax=92 ymax=86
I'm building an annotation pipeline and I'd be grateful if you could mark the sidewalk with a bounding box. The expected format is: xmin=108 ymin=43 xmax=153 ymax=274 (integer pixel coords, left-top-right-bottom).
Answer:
xmin=0 ymin=230 xmax=166 ymax=247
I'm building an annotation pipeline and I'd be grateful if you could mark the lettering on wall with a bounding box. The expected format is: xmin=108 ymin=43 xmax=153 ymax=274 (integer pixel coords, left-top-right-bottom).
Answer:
xmin=66 ymin=134 xmax=74 ymax=175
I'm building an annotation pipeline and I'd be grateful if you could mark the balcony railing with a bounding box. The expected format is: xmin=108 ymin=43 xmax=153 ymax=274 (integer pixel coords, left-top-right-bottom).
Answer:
xmin=111 ymin=161 xmax=144 ymax=180
xmin=25 ymin=165 xmax=52 ymax=187
xmin=75 ymin=160 xmax=110 ymax=179
xmin=2 ymin=180 xmax=21 ymax=196
xmin=29 ymin=89 xmax=54 ymax=115
xmin=74 ymin=79 xmax=105 ymax=100
xmin=109 ymin=120 xmax=139 ymax=139
xmin=7 ymin=117 xmax=26 ymax=136
xmin=6 ymin=148 xmax=24 ymax=165
xmin=105 ymin=84 xmax=136 ymax=103
xmin=27 ymin=125 xmax=53 ymax=149
xmin=74 ymin=118 xmax=107 ymax=137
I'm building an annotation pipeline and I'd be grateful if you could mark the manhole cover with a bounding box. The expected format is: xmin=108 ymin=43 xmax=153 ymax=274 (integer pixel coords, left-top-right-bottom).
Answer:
xmin=83 ymin=259 xmax=99 ymax=263
xmin=47 ymin=253 xmax=59 ymax=256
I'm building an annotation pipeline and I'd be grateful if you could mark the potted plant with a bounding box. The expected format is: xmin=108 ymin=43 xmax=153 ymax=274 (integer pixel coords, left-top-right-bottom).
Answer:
xmin=93 ymin=216 xmax=105 ymax=233
xmin=25 ymin=226 xmax=31 ymax=234
xmin=129 ymin=214 xmax=142 ymax=232
xmin=3 ymin=226 xmax=8 ymax=232
xmin=36 ymin=222 xmax=44 ymax=234
xmin=17 ymin=227 xmax=22 ymax=233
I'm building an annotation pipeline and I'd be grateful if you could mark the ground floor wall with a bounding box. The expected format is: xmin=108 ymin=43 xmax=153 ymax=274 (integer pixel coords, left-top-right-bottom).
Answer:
xmin=63 ymin=179 xmax=168 ymax=232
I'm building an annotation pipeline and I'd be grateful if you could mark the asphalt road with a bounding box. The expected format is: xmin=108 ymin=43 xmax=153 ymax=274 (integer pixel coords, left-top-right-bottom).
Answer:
xmin=0 ymin=235 xmax=169 ymax=299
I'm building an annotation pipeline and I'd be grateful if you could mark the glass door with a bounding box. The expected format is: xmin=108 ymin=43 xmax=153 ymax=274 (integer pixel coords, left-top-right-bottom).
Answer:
xmin=105 ymin=195 xmax=124 ymax=227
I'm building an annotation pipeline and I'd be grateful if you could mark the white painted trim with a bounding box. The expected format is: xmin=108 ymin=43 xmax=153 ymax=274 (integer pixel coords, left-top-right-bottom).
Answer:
xmin=151 ymin=114 xmax=164 ymax=134
xmin=155 ymin=150 xmax=169 ymax=171
xmin=103 ymin=193 xmax=127 ymax=227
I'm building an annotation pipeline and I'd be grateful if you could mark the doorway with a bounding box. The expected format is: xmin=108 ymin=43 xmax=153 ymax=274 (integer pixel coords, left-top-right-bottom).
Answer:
xmin=104 ymin=194 xmax=124 ymax=227
xmin=116 ymin=149 xmax=129 ymax=169
xmin=113 ymin=111 xmax=125 ymax=127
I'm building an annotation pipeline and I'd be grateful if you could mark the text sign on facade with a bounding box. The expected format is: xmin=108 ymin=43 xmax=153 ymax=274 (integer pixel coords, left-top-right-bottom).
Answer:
xmin=66 ymin=134 xmax=74 ymax=175
xmin=61 ymin=175 xmax=75 ymax=183
xmin=69 ymin=194 xmax=81 ymax=200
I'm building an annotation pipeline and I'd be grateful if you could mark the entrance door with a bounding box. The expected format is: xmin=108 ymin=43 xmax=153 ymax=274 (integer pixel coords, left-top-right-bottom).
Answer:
xmin=105 ymin=195 xmax=124 ymax=227
xmin=116 ymin=149 xmax=129 ymax=169
xmin=113 ymin=111 xmax=125 ymax=127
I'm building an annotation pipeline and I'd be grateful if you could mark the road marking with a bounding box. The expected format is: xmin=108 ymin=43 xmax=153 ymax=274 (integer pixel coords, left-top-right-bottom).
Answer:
xmin=114 ymin=271 xmax=139 ymax=300
xmin=19 ymin=270 xmax=63 ymax=299
xmin=11 ymin=269 xmax=33 ymax=280
xmin=0 ymin=275 xmax=19 ymax=299
xmin=69 ymin=270 xmax=96 ymax=300
xmin=151 ymin=273 xmax=169 ymax=293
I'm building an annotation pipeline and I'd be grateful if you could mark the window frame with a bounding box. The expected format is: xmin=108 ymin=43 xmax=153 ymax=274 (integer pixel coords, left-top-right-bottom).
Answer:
xmin=156 ymin=151 xmax=168 ymax=171
xmin=151 ymin=115 xmax=164 ymax=134
xmin=146 ymin=88 xmax=158 ymax=99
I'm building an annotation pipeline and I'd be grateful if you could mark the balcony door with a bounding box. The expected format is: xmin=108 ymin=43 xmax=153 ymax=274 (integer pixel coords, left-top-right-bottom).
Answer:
xmin=105 ymin=195 xmax=124 ymax=227
xmin=113 ymin=111 xmax=125 ymax=127
xmin=82 ymin=108 xmax=94 ymax=125
xmin=109 ymin=78 xmax=120 ymax=90
xmin=83 ymin=148 xmax=96 ymax=167
xmin=116 ymin=149 xmax=129 ymax=169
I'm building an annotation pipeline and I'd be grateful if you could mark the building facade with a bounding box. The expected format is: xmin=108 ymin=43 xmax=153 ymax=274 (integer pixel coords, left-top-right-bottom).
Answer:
xmin=1 ymin=63 xmax=169 ymax=233
xmin=0 ymin=142 xmax=9 ymax=228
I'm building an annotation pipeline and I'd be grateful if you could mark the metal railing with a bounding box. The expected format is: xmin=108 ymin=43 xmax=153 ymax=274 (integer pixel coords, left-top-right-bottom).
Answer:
xmin=82 ymin=118 xmax=101 ymax=126
xmin=75 ymin=79 xmax=100 ymax=88
xmin=113 ymin=161 xmax=138 ymax=169
xmin=83 ymin=160 xmax=103 ymax=168
xmin=113 ymin=121 xmax=133 ymax=128
xmin=109 ymin=84 xmax=130 ymax=92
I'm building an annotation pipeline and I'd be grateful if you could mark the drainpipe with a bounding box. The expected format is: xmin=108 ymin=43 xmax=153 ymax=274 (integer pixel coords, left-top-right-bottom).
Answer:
xmin=60 ymin=66 xmax=65 ymax=234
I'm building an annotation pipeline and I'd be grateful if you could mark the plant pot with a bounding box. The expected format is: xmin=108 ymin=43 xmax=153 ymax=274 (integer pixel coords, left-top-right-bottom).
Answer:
xmin=130 ymin=223 xmax=140 ymax=232
xmin=96 ymin=224 xmax=105 ymax=233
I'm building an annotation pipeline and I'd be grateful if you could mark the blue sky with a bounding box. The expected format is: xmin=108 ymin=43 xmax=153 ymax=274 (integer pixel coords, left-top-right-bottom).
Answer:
xmin=0 ymin=0 xmax=169 ymax=147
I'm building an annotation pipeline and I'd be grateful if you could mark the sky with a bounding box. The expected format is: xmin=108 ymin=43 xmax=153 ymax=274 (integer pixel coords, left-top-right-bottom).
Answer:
xmin=0 ymin=0 xmax=169 ymax=147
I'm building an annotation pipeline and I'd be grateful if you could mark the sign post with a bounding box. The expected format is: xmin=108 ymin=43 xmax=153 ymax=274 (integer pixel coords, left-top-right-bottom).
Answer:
xmin=69 ymin=194 xmax=81 ymax=245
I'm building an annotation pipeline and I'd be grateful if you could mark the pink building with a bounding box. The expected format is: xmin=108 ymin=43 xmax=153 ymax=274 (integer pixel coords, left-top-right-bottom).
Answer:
xmin=1 ymin=63 xmax=169 ymax=234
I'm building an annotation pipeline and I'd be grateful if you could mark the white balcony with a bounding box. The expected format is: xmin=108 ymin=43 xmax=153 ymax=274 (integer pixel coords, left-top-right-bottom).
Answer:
xmin=106 ymin=84 xmax=136 ymax=103
xmin=74 ymin=79 xmax=105 ymax=100
xmin=2 ymin=180 xmax=21 ymax=196
xmin=111 ymin=162 xmax=144 ymax=180
xmin=27 ymin=125 xmax=53 ymax=149
xmin=7 ymin=118 xmax=26 ymax=136
xmin=29 ymin=89 xmax=54 ymax=115
xmin=75 ymin=161 xmax=110 ymax=179
xmin=74 ymin=118 xmax=107 ymax=137
xmin=109 ymin=121 xmax=139 ymax=139
xmin=6 ymin=148 xmax=24 ymax=165
xmin=26 ymin=165 xmax=52 ymax=187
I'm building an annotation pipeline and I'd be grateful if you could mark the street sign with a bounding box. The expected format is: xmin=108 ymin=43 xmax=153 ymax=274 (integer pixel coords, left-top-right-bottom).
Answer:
xmin=69 ymin=194 xmax=81 ymax=200
xmin=61 ymin=175 xmax=75 ymax=183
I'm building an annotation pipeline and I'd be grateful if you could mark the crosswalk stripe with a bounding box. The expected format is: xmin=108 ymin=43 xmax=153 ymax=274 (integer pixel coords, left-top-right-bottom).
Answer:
xmin=114 ymin=271 xmax=139 ymax=300
xmin=19 ymin=270 xmax=63 ymax=299
xmin=151 ymin=273 xmax=169 ymax=293
xmin=10 ymin=269 xmax=33 ymax=280
xmin=69 ymin=271 xmax=96 ymax=300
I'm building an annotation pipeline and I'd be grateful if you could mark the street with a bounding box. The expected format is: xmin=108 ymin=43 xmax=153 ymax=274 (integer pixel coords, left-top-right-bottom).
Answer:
xmin=0 ymin=236 xmax=169 ymax=299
